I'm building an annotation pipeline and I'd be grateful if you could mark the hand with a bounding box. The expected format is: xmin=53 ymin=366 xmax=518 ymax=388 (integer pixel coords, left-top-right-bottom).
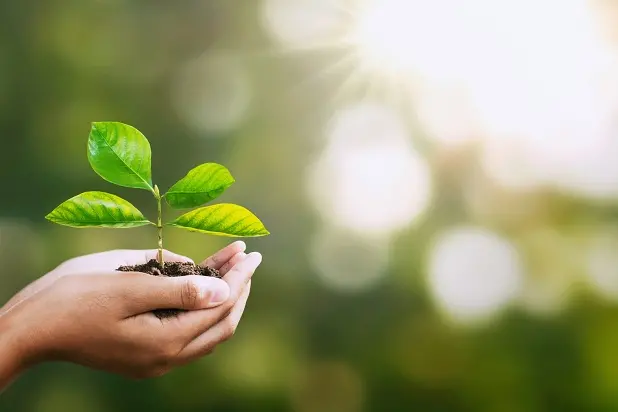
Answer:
xmin=2 ymin=246 xmax=243 ymax=313
xmin=0 ymin=242 xmax=260 ymax=388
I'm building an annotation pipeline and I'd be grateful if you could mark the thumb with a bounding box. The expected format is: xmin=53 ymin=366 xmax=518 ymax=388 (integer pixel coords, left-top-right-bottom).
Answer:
xmin=119 ymin=273 xmax=230 ymax=314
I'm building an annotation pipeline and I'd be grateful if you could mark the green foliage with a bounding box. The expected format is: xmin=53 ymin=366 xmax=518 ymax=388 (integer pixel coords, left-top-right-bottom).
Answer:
xmin=170 ymin=204 xmax=270 ymax=237
xmin=165 ymin=163 xmax=235 ymax=209
xmin=88 ymin=122 xmax=154 ymax=191
xmin=46 ymin=191 xmax=153 ymax=228
xmin=47 ymin=122 xmax=269 ymax=262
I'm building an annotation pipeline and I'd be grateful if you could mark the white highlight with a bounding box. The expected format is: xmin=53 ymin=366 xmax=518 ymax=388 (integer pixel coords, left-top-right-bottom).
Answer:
xmin=349 ymin=0 xmax=618 ymax=198
xmin=351 ymin=0 xmax=484 ymax=81
xmin=307 ymin=103 xmax=432 ymax=236
xmin=262 ymin=0 xmax=345 ymax=48
xmin=427 ymin=226 xmax=523 ymax=324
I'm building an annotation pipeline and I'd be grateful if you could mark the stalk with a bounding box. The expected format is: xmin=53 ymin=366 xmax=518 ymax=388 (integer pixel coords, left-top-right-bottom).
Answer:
xmin=154 ymin=185 xmax=164 ymax=266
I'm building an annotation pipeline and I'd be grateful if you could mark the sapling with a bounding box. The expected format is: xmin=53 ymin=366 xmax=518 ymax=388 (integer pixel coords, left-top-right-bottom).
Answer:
xmin=46 ymin=122 xmax=269 ymax=315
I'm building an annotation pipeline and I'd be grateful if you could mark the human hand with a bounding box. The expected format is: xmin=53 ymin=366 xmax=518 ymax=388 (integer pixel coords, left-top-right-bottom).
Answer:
xmin=0 ymin=241 xmax=259 ymax=386
xmin=2 ymin=245 xmax=242 ymax=313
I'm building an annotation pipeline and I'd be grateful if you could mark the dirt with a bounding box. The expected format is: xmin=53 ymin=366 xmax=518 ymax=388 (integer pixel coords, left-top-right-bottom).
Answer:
xmin=117 ymin=259 xmax=221 ymax=319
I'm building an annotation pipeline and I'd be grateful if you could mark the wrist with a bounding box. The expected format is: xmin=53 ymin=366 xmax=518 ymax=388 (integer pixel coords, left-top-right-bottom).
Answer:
xmin=0 ymin=310 xmax=28 ymax=390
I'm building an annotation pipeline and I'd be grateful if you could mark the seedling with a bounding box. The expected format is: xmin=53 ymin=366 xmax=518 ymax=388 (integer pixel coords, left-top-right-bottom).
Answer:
xmin=46 ymin=121 xmax=269 ymax=267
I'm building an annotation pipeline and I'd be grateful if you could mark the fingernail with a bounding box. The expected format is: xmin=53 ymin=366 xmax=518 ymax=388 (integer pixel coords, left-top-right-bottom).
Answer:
xmin=234 ymin=241 xmax=247 ymax=252
xmin=198 ymin=278 xmax=230 ymax=305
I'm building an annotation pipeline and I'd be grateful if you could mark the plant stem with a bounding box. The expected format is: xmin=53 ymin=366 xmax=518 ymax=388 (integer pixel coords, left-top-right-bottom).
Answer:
xmin=154 ymin=185 xmax=164 ymax=267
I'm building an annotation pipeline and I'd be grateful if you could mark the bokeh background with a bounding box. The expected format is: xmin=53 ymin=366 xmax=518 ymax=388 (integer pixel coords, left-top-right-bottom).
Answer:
xmin=3 ymin=0 xmax=618 ymax=410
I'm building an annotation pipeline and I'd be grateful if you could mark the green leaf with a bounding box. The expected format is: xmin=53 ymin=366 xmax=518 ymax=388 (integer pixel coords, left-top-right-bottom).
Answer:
xmin=46 ymin=191 xmax=153 ymax=228
xmin=88 ymin=122 xmax=153 ymax=191
xmin=165 ymin=163 xmax=235 ymax=209
xmin=169 ymin=204 xmax=269 ymax=237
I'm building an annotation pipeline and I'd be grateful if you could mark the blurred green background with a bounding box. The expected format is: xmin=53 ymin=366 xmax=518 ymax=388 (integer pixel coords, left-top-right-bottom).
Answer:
xmin=3 ymin=0 xmax=618 ymax=411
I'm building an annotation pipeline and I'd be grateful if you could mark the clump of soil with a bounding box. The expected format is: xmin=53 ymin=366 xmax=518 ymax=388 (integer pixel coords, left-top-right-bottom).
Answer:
xmin=117 ymin=259 xmax=221 ymax=319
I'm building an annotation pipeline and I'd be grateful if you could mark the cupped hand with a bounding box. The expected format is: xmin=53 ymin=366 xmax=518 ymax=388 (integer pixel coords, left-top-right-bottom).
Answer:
xmin=2 ymin=243 xmax=247 ymax=313
xmin=0 ymin=241 xmax=260 ymax=381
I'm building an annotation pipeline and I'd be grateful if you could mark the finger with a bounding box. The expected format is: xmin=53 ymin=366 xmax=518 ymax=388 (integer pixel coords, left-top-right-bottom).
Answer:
xmin=178 ymin=281 xmax=251 ymax=362
xmin=172 ymin=252 xmax=261 ymax=340
xmin=219 ymin=252 xmax=246 ymax=276
xmin=221 ymin=252 xmax=261 ymax=299
xmin=201 ymin=241 xmax=246 ymax=270
xmin=118 ymin=272 xmax=230 ymax=314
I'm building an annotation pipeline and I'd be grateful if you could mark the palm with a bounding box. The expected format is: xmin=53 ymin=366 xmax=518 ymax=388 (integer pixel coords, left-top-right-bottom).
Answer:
xmin=53 ymin=249 xmax=190 ymax=274
xmin=2 ymin=242 xmax=246 ymax=314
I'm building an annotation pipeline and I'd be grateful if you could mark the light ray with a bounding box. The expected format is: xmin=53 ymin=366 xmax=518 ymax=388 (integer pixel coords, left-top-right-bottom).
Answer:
xmin=288 ymin=51 xmax=357 ymax=97
xmin=327 ymin=60 xmax=369 ymax=105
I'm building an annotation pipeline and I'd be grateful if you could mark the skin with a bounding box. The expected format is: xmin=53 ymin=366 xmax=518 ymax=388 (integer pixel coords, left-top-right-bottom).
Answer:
xmin=0 ymin=241 xmax=261 ymax=392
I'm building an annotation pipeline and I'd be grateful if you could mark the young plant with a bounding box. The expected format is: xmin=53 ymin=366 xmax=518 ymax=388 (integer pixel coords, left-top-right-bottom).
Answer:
xmin=46 ymin=121 xmax=269 ymax=266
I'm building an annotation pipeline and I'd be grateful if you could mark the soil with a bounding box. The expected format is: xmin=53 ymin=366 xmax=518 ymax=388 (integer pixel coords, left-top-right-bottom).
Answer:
xmin=117 ymin=259 xmax=221 ymax=319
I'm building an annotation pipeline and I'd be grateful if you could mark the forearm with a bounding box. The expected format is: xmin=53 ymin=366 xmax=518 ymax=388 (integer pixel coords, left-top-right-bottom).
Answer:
xmin=0 ymin=310 xmax=25 ymax=392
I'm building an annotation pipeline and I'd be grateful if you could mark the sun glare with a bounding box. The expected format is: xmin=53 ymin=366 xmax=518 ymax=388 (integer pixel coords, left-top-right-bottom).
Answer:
xmin=345 ymin=0 xmax=618 ymax=197
xmin=349 ymin=0 xmax=491 ymax=83
xmin=350 ymin=0 xmax=424 ymax=74
xmin=306 ymin=103 xmax=432 ymax=237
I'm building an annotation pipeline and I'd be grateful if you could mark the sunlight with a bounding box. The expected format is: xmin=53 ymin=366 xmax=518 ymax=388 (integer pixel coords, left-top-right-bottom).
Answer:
xmin=349 ymin=0 xmax=618 ymax=197
xmin=262 ymin=0 xmax=346 ymax=48
xmin=471 ymin=0 xmax=618 ymax=194
xmin=349 ymin=0 xmax=491 ymax=83
xmin=427 ymin=226 xmax=523 ymax=325
xmin=350 ymin=0 xmax=423 ymax=74
xmin=262 ymin=0 xmax=618 ymax=197
xmin=349 ymin=0 xmax=612 ymax=89
xmin=306 ymin=103 xmax=432 ymax=237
